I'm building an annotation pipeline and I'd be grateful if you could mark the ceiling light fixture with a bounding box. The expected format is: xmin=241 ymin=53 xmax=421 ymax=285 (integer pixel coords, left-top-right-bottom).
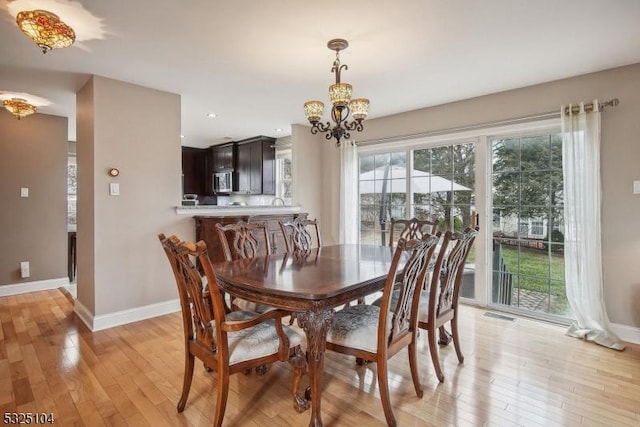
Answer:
xmin=3 ymin=98 xmax=37 ymax=119
xmin=304 ymin=38 xmax=370 ymax=147
xmin=207 ymin=113 xmax=217 ymax=118
xmin=16 ymin=9 xmax=76 ymax=54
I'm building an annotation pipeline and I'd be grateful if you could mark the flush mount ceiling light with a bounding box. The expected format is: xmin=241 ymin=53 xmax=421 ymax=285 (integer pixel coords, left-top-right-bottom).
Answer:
xmin=3 ymin=98 xmax=37 ymax=119
xmin=16 ymin=9 xmax=76 ymax=54
xmin=304 ymin=38 xmax=370 ymax=147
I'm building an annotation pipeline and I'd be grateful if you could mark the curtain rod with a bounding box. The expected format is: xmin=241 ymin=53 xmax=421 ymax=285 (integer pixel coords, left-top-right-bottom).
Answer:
xmin=563 ymin=98 xmax=619 ymax=115
xmin=358 ymin=97 xmax=619 ymax=147
xmin=357 ymin=111 xmax=560 ymax=147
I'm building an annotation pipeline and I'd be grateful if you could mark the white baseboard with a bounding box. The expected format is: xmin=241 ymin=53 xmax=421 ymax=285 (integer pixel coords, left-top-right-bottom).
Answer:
xmin=74 ymin=298 xmax=181 ymax=332
xmin=73 ymin=299 xmax=95 ymax=330
xmin=611 ymin=323 xmax=640 ymax=345
xmin=0 ymin=277 xmax=70 ymax=297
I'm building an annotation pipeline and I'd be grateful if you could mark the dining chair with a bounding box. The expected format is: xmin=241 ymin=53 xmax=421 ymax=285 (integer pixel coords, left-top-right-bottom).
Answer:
xmin=215 ymin=220 xmax=274 ymax=313
xmin=215 ymin=220 xmax=272 ymax=261
xmin=279 ymin=217 xmax=321 ymax=252
xmin=388 ymin=217 xmax=439 ymax=246
xmin=417 ymin=226 xmax=478 ymax=382
xmin=158 ymin=234 xmax=308 ymax=426
xmin=325 ymin=233 xmax=441 ymax=427
xmin=279 ymin=217 xmax=323 ymax=321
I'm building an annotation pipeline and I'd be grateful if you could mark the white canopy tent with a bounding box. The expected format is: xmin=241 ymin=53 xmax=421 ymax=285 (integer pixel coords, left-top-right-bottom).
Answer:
xmin=359 ymin=165 xmax=471 ymax=194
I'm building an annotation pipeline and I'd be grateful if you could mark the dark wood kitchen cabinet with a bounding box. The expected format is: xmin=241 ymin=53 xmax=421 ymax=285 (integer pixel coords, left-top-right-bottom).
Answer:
xmin=235 ymin=136 xmax=275 ymax=195
xmin=212 ymin=143 xmax=235 ymax=172
xmin=181 ymin=147 xmax=206 ymax=197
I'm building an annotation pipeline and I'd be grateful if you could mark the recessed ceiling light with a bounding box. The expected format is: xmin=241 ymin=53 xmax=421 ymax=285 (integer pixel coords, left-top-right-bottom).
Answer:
xmin=207 ymin=113 xmax=217 ymax=118
xmin=275 ymin=128 xmax=283 ymax=132
xmin=180 ymin=134 xmax=185 ymax=138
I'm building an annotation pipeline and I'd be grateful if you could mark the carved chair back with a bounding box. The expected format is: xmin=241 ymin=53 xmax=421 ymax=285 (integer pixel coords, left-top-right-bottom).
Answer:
xmin=377 ymin=233 xmax=440 ymax=346
xmin=159 ymin=234 xmax=218 ymax=352
xmin=279 ymin=217 xmax=321 ymax=252
xmin=428 ymin=227 xmax=478 ymax=320
xmin=388 ymin=217 xmax=439 ymax=247
xmin=417 ymin=226 xmax=478 ymax=382
xmin=215 ymin=220 xmax=271 ymax=261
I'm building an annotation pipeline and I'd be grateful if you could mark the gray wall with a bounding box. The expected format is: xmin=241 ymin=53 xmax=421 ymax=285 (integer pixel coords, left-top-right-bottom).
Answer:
xmin=0 ymin=112 xmax=67 ymax=285
xmin=76 ymin=75 xmax=193 ymax=317
xmin=321 ymin=63 xmax=640 ymax=328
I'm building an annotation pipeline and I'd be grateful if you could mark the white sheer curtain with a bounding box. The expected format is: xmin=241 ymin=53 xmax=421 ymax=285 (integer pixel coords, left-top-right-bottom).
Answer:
xmin=561 ymin=100 xmax=624 ymax=350
xmin=339 ymin=140 xmax=358 ymax=244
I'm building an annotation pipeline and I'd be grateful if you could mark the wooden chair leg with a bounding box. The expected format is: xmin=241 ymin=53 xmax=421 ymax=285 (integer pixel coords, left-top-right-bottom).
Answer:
xmin=451 ymin=316 xmax=464 ymax=364
xmin=428 ymin=327 xmax=445 ymax=383
xmin=289 ymin=347 xmax=310 ymax=413
xmin=177 ymin=353 xmax=195 ymax=412
xmin=214 ymin=371 xmax=230 ymax=427
xmin=376 ymin=357 xmax=397 ymax=427
xmin=408 ymin=340 xmax=423 ymax=398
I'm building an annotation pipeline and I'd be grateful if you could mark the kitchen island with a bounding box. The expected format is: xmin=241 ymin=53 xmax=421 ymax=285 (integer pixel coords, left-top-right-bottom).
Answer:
xmin=176 ymin=205 xmax=306 ymax=263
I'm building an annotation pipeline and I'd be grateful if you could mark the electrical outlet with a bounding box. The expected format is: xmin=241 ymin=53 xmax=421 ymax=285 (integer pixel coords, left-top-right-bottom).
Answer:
xmin=20 ymin=261 xmax=30 ymax=278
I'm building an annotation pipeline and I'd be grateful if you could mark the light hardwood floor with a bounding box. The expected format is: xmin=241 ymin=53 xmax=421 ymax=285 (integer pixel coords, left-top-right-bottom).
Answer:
xmin=1 ymin=288 xmax=639 ymax=426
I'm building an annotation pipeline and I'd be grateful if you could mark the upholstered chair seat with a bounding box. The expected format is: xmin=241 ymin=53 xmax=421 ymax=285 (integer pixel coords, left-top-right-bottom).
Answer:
xmin=220 ymin=312 xmax=303 ymax=364
xmin=327 ymin=305 xmax=391 ymax=353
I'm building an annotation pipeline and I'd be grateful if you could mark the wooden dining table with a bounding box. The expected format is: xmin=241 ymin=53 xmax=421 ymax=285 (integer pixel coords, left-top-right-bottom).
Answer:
xmin=213 ymin=244 xmax=399 ymax=427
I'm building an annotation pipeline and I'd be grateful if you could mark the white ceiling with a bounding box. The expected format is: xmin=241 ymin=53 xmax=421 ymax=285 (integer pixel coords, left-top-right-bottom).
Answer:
xmin=1 ymin=0 xmax=640 ymax=148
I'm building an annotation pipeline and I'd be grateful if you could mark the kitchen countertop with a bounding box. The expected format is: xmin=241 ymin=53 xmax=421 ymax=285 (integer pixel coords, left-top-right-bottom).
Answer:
xmin=175 ymin=205 xmax=302 ymax=216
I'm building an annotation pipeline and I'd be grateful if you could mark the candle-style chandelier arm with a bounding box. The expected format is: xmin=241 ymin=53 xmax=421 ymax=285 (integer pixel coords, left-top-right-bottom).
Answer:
xmin=344 ymin=119 xmax=364 ymax=132
xmin=309 ymin=121 xmax=332 ymax=135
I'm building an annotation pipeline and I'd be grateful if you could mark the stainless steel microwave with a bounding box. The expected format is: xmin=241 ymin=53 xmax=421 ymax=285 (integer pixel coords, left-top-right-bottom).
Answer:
xmin=213 ymin=171 xmax=233 ymax=193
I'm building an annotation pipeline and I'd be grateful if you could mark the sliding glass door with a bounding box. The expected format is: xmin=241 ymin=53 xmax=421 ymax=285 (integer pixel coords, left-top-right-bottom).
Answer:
xmin=357 ymin=123 xmax=573 ymax=321
xmin=491 ymin=133 xmax=572 ymax=319
xmin=359 ymin=142 xmax=477 ymax=298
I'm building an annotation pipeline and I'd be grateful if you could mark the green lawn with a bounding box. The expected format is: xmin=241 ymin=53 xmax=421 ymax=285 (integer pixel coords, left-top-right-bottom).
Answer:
xmin=498 ymin=245 xmax=570 ymax=314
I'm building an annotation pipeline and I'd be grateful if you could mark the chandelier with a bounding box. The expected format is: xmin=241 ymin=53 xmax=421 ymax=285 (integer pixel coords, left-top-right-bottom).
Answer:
xmin=304 ymin=39 xmax=370 ymax=146
xmin=3 ymin=98 xmax=37 ymax=120
xmin=16 ymin=10 xmax=76 ymax=54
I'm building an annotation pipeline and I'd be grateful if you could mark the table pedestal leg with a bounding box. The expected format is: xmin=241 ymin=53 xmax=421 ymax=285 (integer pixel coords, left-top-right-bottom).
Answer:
xmin=296 ymin=309 xmax=335 ymax=427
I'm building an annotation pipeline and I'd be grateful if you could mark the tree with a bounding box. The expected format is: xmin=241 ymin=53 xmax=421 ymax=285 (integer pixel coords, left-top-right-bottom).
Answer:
xmin=492 ymin=134 xmax=564 ymax=240
xmin=413 ymin=143 xmax=476 ymax=231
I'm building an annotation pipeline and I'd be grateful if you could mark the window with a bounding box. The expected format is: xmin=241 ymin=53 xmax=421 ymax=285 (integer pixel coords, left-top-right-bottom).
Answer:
xmin=359 ymin=151 xmax=406 ymax=245
xmin=412 ymin=143 xmax=475 ymax=232
xmin=359 ymin=144 xmax=476 ymax=246
xmin=531 ymin=219 xmax=544 ymax=236
xmin=67 ymin=154 xmax=77 ymax=227
xmin=276 ymin=148 xmax=292 ymax=204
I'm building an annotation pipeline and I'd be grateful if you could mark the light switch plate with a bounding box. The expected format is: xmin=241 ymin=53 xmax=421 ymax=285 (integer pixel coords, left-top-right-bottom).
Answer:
xmin=634 ymin=180 xmax=640 ymax=195
xmin=109 ymin=182 xmax=120 ymax=196
xmin=20 ymin=187 xmax=29 ymax=197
